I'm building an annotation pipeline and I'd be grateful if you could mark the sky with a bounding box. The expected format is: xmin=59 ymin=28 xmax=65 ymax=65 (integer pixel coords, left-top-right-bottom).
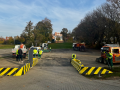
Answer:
xmin=0 ymin=0 xmax=106 ymax=38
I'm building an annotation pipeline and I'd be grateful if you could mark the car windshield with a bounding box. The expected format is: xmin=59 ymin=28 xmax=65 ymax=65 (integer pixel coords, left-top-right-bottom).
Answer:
xmin=32 ymin=48 xmax=37 ymax=50
xmin=101 ymin=47 xmax=109 ymax=52
xmin=15 ymin=45 xmax=20 ymax=48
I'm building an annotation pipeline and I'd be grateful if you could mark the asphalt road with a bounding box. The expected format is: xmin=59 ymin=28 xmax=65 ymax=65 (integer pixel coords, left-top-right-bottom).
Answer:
xmin=0 ymin=49 xmax=120 ymax=90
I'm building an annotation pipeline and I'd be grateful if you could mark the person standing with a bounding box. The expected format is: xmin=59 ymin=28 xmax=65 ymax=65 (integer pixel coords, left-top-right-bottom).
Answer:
xmin=18 ymin=48 xmax=23 ymax=63
xmin=106 ymin=50 xmax=113 ymax=69
xmin=16 ymin=49 xmax=19 ymax=61
xmin=50 ymin=47 xmax=51 ymax=52
xmin=33 ymin=49 xmax=37 ymax=58
xmin=38 ymin=49 xmax=42 ymax=59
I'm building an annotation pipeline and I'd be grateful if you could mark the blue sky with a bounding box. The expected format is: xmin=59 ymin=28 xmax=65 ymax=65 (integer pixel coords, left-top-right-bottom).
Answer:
xmin=0 ymin=0 xmax=106 ymax=38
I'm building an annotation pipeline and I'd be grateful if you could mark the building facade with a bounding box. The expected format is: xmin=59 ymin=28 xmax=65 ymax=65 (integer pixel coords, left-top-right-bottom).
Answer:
xmin=52 ymin=32 xmax=63 ymax=43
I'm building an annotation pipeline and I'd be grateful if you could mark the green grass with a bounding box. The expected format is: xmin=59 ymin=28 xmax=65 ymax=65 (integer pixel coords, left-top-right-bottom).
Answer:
xmin=85 ymin=67 xmax=120 ymax=79
xmin=0 ymin=44 xmax=14 ymax=49
xmin=48 ymin=43 xmax=72 ymax=49
xmin=0 ymin=56 xmax=11 ymax=59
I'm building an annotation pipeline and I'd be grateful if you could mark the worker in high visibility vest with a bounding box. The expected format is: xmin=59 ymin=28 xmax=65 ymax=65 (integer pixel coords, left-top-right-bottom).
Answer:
xmin=16 ymin=49 xmax=19 ymax=61
xmin=106 ymin=50 xmax=113 ymax=69
xmin=72 ymin=54 xmax=76 ymax=59
xmin=50 ymin=47 xmax=51 ymax=52
xmin=38 ymin=49 xmax=42 ymax=59
xmin=33 ymin=49 xmax=37 ymax=58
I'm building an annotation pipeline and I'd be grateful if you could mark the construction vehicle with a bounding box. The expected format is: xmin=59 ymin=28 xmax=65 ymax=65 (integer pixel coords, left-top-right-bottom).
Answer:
xmin=97 ymin=44 xmax=120 ymax=64
xmin=12 ymin=44 xmax=27 ymax=58
xmin=73 ymin=43 xmax=86 ymax=51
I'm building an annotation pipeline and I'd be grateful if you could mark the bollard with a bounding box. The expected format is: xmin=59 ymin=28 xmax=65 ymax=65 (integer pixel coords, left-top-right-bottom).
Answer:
xmin=98 ymin=73 xmax=102 ymax=77
xmin=29 ymin=48 xmax=33 ymax=67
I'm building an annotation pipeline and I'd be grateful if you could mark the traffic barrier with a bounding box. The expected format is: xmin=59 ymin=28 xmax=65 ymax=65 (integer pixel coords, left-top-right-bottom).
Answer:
xmin=0 ymin=68 xmax=19 ymax=76
xmin=32 ymin=58 xmax=38 ymax=67
xmin=0 ymin=58 xmax=38 ymax=76
xmin=71 ymin=59 xmax=113 ymax=75
xmin=21 ymin=63 xmax=30 ymax=75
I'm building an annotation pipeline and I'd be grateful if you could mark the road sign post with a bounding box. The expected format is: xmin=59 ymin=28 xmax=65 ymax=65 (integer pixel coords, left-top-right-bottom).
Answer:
xmin=29 ymin=48 xmax=33 ymax=67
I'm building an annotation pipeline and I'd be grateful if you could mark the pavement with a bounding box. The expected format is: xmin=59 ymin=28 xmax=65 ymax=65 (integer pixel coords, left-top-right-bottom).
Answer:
xmin=0 ymin=49 xmax=29 ymax=68
xmin=0 ymin=49 xmax=12 ymax=57
xmin=0 ymin=56 xmax=120 ymax=90
xmin=0 ymin=49 xmax=120 ymax=90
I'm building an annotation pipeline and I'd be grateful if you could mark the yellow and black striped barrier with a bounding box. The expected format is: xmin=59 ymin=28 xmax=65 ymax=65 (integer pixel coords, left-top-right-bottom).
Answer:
xmin=22 ymin=63 xmax=30 ymax=75
xmin=32 ymin=58 xmax=38 ymax=67
xmin=0 ymin=68 xmax=19 ymax=76
xmin=71 ymin=59 xmax=113 ymax=75
xmin=0 ymin=58 xmax=38 ymax=76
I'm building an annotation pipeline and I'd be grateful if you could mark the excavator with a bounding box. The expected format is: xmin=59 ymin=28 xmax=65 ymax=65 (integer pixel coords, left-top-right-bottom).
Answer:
xmin=97 ymin=44 xmax=120 ymax=64
xmin=73 ymin=43 xmax=86 ymax=51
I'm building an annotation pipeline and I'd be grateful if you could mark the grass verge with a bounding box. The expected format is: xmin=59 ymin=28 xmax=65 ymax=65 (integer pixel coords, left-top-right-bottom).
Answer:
xmin=48 ymin=43 xmax=72 ymax=49
xmin=0 ymin=44 xmax=14 ymax=49
xmin=84 ymin=67 xmax=120 ymax=79
xmin=0 ymin=56 xmax=11 ymax=59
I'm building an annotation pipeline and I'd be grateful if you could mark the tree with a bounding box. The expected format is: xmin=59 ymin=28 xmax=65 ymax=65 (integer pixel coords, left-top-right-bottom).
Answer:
xmin=34 ymin=17 xmax=53 ymax=43
xmin=0 ymin=36 xmax=4 ymax=44
xmin=56 ymin=36 xmax=60 ymax=41
xmin=9 ymin=37 xmax=14 ymax=44
xmin=20 ymin=31 xmax=27 ymax=43
xmin=23 ymin=21 xmax=34 ymax=47
xmin=61 ymin=28 xmax=68 ymax=42
xmin=19 ymin=37 xmax=25 ymax=43
xmin=20 ymin=18 xmax=53 ymax=46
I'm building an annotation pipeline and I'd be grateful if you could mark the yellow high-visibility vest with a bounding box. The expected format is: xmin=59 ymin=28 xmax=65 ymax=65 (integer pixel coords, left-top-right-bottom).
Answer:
xmin=39 ymin=50 xmax=42 ymax=55
xmin=106 ymin=52 xmax=113 ymax=60
xmin=33 ymin=49 xmax=37 ymax=54
xmin=16 ymin=49 xmax=19 ymax=55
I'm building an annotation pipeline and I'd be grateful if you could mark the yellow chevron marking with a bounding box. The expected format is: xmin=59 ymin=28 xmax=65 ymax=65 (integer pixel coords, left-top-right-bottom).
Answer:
xmin=28 ymin=63 xmax=30 ymax=71
xmin=14 ymin=67 xmax=23 ymax=76
xmin=0 ymin=68 xmax=10 ymax=75
xmin=86 ymin=67 xmax=95 ymax=75
xmin=108 ymin=71 xmax=113 ymax=73
xmin=7 ymin=68 xmax=18 ymax=76
xmin=79 ymin=67 xmax=88 ymax=74
xmin=24 ymin=66 xmax=26 ymax=75
xmin=0 ymin=68 xmax=3 ymax=71
xmin=28 ymin=63 xmax=29 ymax=71
xmin=26 ymin=64 xmax=27 ymax=72
xmin=101 ymin=69 xmax=107 ymax=74
xmin=94 ymin=67 xmax=102 ymax=74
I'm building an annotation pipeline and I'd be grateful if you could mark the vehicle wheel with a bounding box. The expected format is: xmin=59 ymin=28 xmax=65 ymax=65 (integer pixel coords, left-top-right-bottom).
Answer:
xmin=23 ymin=53 xmax=26 ymax=58
xmin=73 ymin=47 xmax=75 ymax=50
xmin=70 ymin=59 xmax=72 ymax=63
xmin=103 ymin=59 xmax=107 ymax=65
xmin=24 ymin=55 xmax=26 ymax=58
xmin=96 ymin=58 xmax=99 ymax=62
xmin=73 ymin=47 xmax=74 ymax=50
xmin=99 ymin=57 xmax=103 ymax=63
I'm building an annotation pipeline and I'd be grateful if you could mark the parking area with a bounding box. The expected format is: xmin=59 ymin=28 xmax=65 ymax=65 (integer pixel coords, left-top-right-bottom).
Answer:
xmin=0 ymin=49 xmax=28 ymax=68
xmin=0 ymin=48 xmax=120 ymax=68
xmin=0 ymin=49 xmax=120 ymax=90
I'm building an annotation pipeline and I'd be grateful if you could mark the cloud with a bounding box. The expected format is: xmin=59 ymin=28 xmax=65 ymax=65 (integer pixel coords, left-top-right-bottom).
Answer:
xmin=0 ymin=0 xmax=106 ymax=37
